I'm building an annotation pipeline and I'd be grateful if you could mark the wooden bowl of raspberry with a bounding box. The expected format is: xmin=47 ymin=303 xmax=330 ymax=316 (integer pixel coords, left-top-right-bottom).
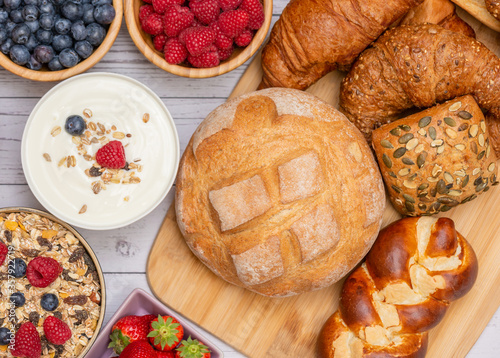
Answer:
xmin=124 ymin=0 xmax=272 ymax=78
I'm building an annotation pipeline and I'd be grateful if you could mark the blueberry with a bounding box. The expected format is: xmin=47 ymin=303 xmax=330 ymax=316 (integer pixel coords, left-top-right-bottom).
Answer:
xmin=59 ymin=47 xmax=79 ymax=67
xmin=1 ymin=38 xmax=13 ymax=54
xmin=24 ymin=0 xmax=41 ymax=5
xmin=54 ymin=17 xmax=71 ymax=34
xmin=50 ymin=0 xmax=66 ymax=6
xmin=11 ymin=23 xmax=30 ymax=44
xmin=24 ymin=34 xmax=39 ymax=51
xmin=0 ymin=29 xmax=7 ymax=45
xmin=70 ymin=20 xmax=86 ymax=40
xmin=61 ymin=1 xmax=83 ymax=21
xmin=65 ymin=114 xmax=86 ymax=134
xmin=40 ymin=293 xmax=59 ymax=311
xmin=52 ymin=34 xmax=72 ymax=51
xmin=39 ymin=13 xmax=54 ymax=30
xmin=82 ymin=3 xmax=94 ymax=24
xmin=5 ymin=20 xmax=16 ymax=35
xmin=33 ymin=44 xmax=53 ymax=63
xmin=94 ymin=4 xmax=114 ymax=25
xmin=10 ymin=292 xmax=25 ymax=308
xmin=39 ymin=0 xmax=56 ymax=14
xmin=0 ymin=327 xmax=12 ymax=346
xmin=92 ymin=0 xmax=112 ymax=6
xmin=4 ymin=0 xmax=21 ymax=9
xmin=47 ymin=55 xmax=62 ymax=70
xmin=9 ymin=9 xmax=23 ymax=23
xmin=8 ymin=258 xmax=27 ymax=278
xmin=74 ymin=39 xmax=92 ymax=58
xmin=25 ymin=19 xmax=40 ymax=33
xmin=22 ymin=5 xmax=39 ymax=22
xmin=0 ymin=9 xmax=9 ymax=24
xmin=35 ymin=28 xmax=52 ymax=44
xmin=85 ymin=22 xmax=104 ymax=46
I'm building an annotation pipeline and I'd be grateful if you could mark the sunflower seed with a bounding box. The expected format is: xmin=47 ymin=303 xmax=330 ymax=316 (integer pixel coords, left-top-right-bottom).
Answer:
xmin=471 ymin=142 xmax=478 ymax=154
xmin=445 ymin=128 xmax=457 ymax=139
xmin=449 ymin=102 xmax=462 ymax=112
xmin=432 ymin=164 xmax=442 ymax=177
xmin=454 ymin=144 xmax=466 ymax=151
xmin=51 ymin=126 xmax=61 ymax=137
xmin=474 ymin=177 xmax=483 ymax=186
xmin=429 ymin=126 xmax=437 ymax=140
xmin=414 ymin=144 xmax=425 ymax=153
xmin=399 ymin=133 xmax=414 ymax=144
xmin=448 ymin=190 xmax=462 ymax=196
xmin=381 ymin=140 xmax=394 ymax=149
xmin=43 ymin=153 xmax=51 ymax=162
xmin=417 ymin=152 xmax=427 ymax=168
xmin=431 ymin=139 xmax=444 ymax=147
xmin=476 ymin=182 xmax=487 ymax=192
xmin=443 ymin=117 xmax=456 ymax=127
xmin=403 ymin=180 xmax=418 ymax=189
xmin=382 ymin=154 xmax=392 ymax=168
xmin=480 ymin=121 xmax=486 ymax=133
xmin=417 ymin=129 xmax=427 ymax=136
xmin=473 ymin=168 xmax=481 ymax=176
xmin=477 ymin=151 xmax=485 ymax=160
xmin=437 ymin=146 xmax=445 ymax=154
xmin=461 ymin=175 xmax=469 ymax=187
xmin=478 ymin=133 xmax=485 ymax=147
xmin=437 ymin=197 xmax=459 ymax=206
xmin=91 ymin=181 xmax=102 ymax=195
xmin=444 ymin=172 xmax=454 ymax=184
xmin=488 ymin=162 xmax=496 ymax=172
xmin=406 ymin=138 xmax=419 ymax=151
xmin=458 ymin=110 xmax=472 ymax=119
xmin=143 ymin=113 xmax=150 ymax=123
xmin=458 ymin=123 xmax=469 ymax=132
xmin=394 ymin=147 xmax=406 ymax=158
xmin=398 ymin=168 xmax=411 ymax=176
xmin=428 ymin=176 xmax=439 ymax=182
xmin=469 ymin=124 xmax=478 ymax=138
xmin=79 ymin=205 xmax=87 ymax=214
xmin=486 ymin=144 xmax=491 ymax=158
xmin=418 ymin=116 xmax=432 ymax=127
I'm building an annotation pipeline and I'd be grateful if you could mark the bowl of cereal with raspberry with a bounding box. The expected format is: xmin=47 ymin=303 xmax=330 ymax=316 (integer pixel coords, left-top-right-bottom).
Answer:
xmin=124 ymin=0 xmax=272 ymax=78
xmin=21 ymin=72 xmax=180 ymax=230
xmin=0 ymin=207 xmax=105 ymax=358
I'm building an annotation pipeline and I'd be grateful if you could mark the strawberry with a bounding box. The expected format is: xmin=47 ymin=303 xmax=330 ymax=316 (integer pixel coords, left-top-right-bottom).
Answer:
xmin=175 ymin=336 xmax=211 ymax=358
xmin=190 ymin=0 xmax=219 ymax=25
xmin=218 ymin=10 xmax=249 ymax=38
xmin=26 ymin=257 xmax=62 ymax=288
xmin=0 ymin=241 xmax=8 ymax=266
xmin=217 ymin=0 xmax=242 ymax=11
xmin=210 ymin=22 xmax=232 ymax=50
xmin=43 ymin=316 xmax=72 ymax=345
xmin=183 ymin=26 xmax=216 ymax=56
xmin=154 ymin=34 xmax=168 ymax=51
xmin=153 ymin=0 xmax=184 ymax=14
xmin=157 ymin=352 xmax=175 ymax=358
xmin=234 ymin=29 xmax=253 ymax=47
xmin=188 ymin=47 xmax=220 ymax=67
xmin=239 ymin=0 xmax=264 ymax=30
xmin=164 ymin=38 xmax=188 ymax=64
xmin=96 ymin=140 xmax=127 ymax=169
xmin=119 ymin=340 xmax=156 ymax=358
xmin=109 ymin=315 xmax=156 ymax=355
xmin=139 ymin=4 xmax=155 ymax=23
xmin=142 ymin=13 xmax=164 ymax=35
xmin=10 ymin=322 xmax=41 ymax=358
xmin=163 ymin=5 xmax=194 ymax=37
xmin=217 ymin=46 xmax=233 ymax=61
xmin=147 ymin=315 xmax=184 ymax=351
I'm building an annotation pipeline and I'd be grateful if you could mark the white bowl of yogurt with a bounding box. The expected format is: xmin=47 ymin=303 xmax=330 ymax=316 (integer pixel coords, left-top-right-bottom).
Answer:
xmin=21 ymin=73 xmax=180 ymax=230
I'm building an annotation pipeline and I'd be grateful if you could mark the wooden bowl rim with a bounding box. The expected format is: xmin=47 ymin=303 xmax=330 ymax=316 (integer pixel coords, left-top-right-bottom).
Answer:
xmin=0 ymin=206 xmax=106 ymax=357
xmin=124 ymin=0 xmax=273 ymax=78
xmin=0 ymin=0 xmax=123 ymax=82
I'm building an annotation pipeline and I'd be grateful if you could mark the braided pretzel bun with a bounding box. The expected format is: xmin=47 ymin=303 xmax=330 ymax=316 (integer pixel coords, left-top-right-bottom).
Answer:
xmin=318 ymin=216 xmax=478 ymax=358
xmin=339 ymin=24 xmax=500 ymax=157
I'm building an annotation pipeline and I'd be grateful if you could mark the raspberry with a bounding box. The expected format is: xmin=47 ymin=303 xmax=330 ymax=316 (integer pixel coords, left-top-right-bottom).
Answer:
xmin=152 ymin=0 xmax=184 ymax=14
xmin=0 ymin=242 xmax=7 ymax=266
xmin=190 ymin=0 xmax=219 ymax=25
xmin=183 ymin=26 xmax=216 ymax=56
xmin=218 ymin=9 xmax=249 ymax=38
xmin=164 ymin=38 xmax=188 ymax=64
xmin=139 ymin=4 xmax=154 ymax=23
xmin=141 ymin=13 xmax=164 ymax=35
xmin=218 ymin=0 xmax=242 ymax=11
xmin=43 ymin=316 xmax=72 ymax=345
xmin=96 ymin=140 xmax=127 ymax=169
xmin=163 ymin=5 xmax=194 ymax=37
xmin=26 ymin=257 xmax=63 ymax=288
xmin=188 ymin=46 xmax=219 ymax=67
xmin=210 ymin=22 xmax=233 ymax=50
xmin=154 ymin=34 xmax=168 ymax=51
xmin=10 ymin=322 xmax=41 ymax=358
xmin=234 ymin=29 xmax=253 ymax=46
xmin=240 ymin=0 xmax=264 ymax=30
xmin=143 ymin=0 xmax=152 ymax=3
xmin=217 ymin=45 xmax=233 ymax=61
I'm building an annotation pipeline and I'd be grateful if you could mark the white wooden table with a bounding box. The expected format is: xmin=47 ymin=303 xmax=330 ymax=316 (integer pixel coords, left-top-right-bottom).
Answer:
xmin=0 ymin=3 xmax=499 ymax=356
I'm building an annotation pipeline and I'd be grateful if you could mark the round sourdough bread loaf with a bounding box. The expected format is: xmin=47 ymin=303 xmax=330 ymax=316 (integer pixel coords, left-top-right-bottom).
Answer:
xmin=175 ymin=88 xmax=386 ymax=297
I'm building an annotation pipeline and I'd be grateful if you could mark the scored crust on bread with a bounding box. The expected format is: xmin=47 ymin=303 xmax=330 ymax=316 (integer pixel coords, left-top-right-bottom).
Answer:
xmin=318 ymin=216 xmax=478 ymax=358
xmin=451 ymin=0 xmax=500 ymax=31
xmin=175 ymin=88 xmax=385 ymax=297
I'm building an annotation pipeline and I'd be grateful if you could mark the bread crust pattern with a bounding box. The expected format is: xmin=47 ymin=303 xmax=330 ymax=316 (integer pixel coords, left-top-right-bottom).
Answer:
xmin=175 ymin=88 xmax=385 ymax=297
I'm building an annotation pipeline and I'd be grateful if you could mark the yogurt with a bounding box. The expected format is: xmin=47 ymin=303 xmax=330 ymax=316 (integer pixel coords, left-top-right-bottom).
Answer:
xmin=22 ymin=73 xmax=180 ymax=230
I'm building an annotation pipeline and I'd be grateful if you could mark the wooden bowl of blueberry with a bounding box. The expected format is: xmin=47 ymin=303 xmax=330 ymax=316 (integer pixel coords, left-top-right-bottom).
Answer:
xmin=0 ymin=0 xmax=123 ymax=81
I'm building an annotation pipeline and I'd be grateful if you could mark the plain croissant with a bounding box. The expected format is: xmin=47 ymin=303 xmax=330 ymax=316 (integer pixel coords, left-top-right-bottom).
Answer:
xmin=258 ymin=0 xmax=424 ymax=90
xmin=318 ymin=216 xmax=478 ymax=358
xmin=339 ymin=24 xmax=500 ymax=156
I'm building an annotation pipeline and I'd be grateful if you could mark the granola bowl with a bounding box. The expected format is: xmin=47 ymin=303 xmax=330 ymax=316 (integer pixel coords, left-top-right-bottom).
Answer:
xmin=0 ymin=207 xmax=105 ymax=358
xmin=21 ymin=72 xmax=180 ymax=230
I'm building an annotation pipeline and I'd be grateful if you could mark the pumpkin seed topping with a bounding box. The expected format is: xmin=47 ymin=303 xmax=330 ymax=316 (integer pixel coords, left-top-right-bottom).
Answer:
xmin=391 ymin=185 xmax=402 ymax=193
xmin=462 ymin=175 xmax=469 ymax=187
xmin=382 ymin=154 xmax=392 ymax=168
xmin=381 ymin=139 xmax=394 ymax=149
xmin=458 ymin=110 xmax=472 ymax=119
xmin=388 ymin=171 xmax=397 ymax=178
xmin=390 ymin=127 xmax=401 ymax=136
xmin=402 ymin=158 xmax=415 ymax=165
xmin=471 ymin=142 xmax=478 ymax=154
xmin=417 ymin=152 xmax=427 ymax=168
xmin=444 ymin=117 xmax=456 ymax=126
xmin=393 ymin=147 xmax=406 ymax=158
xmin=458 ymin=123 xmax=468 ymax=132
xmin=418 ymin=116 xmax=432 ymax=127
xmin=429 ymin=126 xmax=437 ymax=140
xmin=400 ymin=124 xmax=411 ymax=132
xmin=399 ymin=133 xmax=414 ymax=144
xmin=437 ymin=179 xmax=449 ymax=194
xmin=477 ymin=151 xmax=485 ymax=160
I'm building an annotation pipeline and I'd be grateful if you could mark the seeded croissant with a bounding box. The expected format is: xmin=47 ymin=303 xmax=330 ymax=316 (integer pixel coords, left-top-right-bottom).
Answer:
xmin=318 ymin=216 xmax=478 ymax=358
xmin=258 ymin=0 xmax=424 ymax=90
xmin=339 ymin=24 xmax=500 ymax=156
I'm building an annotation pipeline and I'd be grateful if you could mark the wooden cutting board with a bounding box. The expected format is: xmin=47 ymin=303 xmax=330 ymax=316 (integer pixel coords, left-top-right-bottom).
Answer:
xmin=147 ymin=11 xmax=500 ymax=358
